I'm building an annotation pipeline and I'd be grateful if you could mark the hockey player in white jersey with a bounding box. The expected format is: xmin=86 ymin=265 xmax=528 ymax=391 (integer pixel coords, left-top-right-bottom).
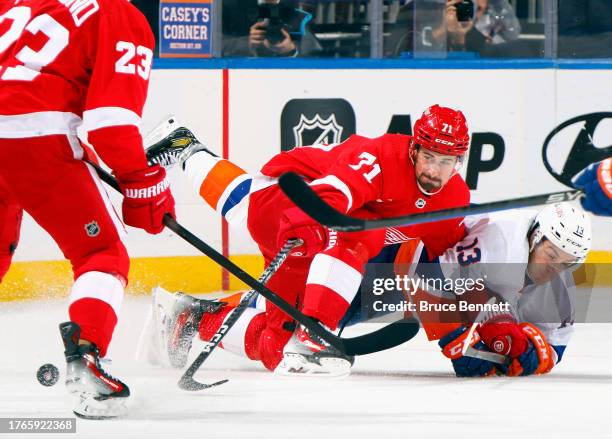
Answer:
xmin=424 ymin=202 xmax=592 ymax=377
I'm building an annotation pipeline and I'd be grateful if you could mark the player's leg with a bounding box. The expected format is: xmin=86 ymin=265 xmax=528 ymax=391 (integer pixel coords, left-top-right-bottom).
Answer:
xmin=194 ymin=257 xmax=309 ymax=369
xmin=0 ymin=135 xmax=130 ymax=418
xmin=300 ymin=227 xmax=387 ymax=330
xmin=152 ymin=185 xmax=308 ymax=371
xmin=144 ymin=117 xmax=261 ymax=230
xmin=149 ymin=256 xmax=307 ymax=371
xmin=278 ymin=225 xmax=387 ymax=376
xmin=0 ymin=176 xmax=22 ymax=282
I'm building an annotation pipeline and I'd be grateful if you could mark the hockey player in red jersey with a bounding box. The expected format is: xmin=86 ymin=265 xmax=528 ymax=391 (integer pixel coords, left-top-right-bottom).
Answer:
xmin=0 ymin=0 xmax=174 ymax=418
xmin=145 ymin=105 xmax=470 ymax=376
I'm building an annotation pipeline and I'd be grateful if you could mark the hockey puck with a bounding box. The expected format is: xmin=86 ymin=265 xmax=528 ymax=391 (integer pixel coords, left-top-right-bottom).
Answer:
xmin=37 ymin=363 xmax=59 ymax=387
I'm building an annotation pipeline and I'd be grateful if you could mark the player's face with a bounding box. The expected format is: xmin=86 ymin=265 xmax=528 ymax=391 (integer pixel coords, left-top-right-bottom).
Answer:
xmin=527 ymin=239 xmax=578 ymax=284
xmin=414 ymin=148 xmax=458 ymax=193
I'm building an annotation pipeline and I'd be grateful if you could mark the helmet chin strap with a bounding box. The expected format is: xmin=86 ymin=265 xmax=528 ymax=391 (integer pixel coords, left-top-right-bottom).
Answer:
xmin=528 ymin=224 xmax=541 ymax=253
xmin=416 ymin=180 xmax=443 ymax=196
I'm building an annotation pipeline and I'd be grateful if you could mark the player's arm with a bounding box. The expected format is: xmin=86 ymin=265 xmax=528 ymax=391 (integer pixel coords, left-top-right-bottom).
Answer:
xmin=278 ymin=139 xmax=383 ymax=256
xmin=574 ymin=158 xmax=612 ymax=216
xmin=82 ymin=7 xmax=174 ymax=234
xmin=308 ymin=139 xmax=384 ymax=214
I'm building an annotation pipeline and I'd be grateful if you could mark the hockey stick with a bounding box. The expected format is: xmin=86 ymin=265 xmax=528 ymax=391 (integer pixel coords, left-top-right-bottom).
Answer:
xmin=278 ymin=172 xmax=583 ymax=232
xmin=93 ymin=165 xmax=420 ymax=356
xmin=178 ymin=239 xmax=300 ymax=391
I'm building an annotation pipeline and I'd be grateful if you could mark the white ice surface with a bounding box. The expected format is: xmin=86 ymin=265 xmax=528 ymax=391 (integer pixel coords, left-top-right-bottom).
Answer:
xmin=1 ymin=295 xmax=612 ymax=439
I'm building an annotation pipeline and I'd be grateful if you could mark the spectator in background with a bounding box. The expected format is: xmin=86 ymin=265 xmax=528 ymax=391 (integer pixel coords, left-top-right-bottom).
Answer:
xmin=441 ymin=0 xmax=523 ymax=54
xmin=558 ymin=0 xmax=612 ymax=58
xmin=386 ymin=0 xmax=533 ymax=58
xmin=223 ymin=0 xmax=322 ymax=57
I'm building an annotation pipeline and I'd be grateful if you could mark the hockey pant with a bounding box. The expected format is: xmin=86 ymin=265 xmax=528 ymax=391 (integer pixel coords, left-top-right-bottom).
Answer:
xmin=0 ymin=135 xmax=129 ymax=356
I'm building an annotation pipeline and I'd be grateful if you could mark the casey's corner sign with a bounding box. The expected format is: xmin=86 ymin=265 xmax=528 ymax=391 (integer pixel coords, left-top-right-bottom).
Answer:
xmin=159 ymin=0 xmax=212 ymax=58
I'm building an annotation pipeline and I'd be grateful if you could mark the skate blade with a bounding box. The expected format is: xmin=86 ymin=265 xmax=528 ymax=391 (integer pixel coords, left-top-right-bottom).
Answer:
xmin=274 ymin=353 xmax=351 ymax=378
xmin=143 ymin=115 xmax=179 ymax=147
xmin=72 ymin=394 xmax=128 ymax=420
xmin=137 ymin=286 xmax=181 ymax=368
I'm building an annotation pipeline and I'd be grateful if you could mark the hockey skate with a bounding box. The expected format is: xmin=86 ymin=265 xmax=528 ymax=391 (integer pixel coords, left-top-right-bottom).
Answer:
xmin=275 ymin=325 xmax=354 ymax=378
xmin=142 ymin=287 xmax=225 ymax=368
xmin=144 ymin=116 xmax=215 ymax=169
xmin=59 ymin=322 xmax=130 ymax=420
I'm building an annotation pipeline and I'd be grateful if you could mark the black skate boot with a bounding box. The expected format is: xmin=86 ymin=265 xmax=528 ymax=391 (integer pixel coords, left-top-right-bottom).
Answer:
xmin=59 ymin=322 xmax=130 ymax=419
xmin=144 ymin=116 xmax=216 ymax=169
xmin=158 ymin=291 xmax=226 ymax=368
xmin=275 ymin=324 xmax=354 ymax=378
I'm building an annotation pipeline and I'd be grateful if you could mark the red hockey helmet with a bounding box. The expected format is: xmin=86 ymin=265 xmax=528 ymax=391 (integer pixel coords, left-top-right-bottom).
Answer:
xmin=412 ymin=105 xmax=470 ymax=156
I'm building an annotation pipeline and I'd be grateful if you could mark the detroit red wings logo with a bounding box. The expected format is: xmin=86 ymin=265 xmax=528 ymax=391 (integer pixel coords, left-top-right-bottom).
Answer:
xmin=384 ymin=228 xmax=411 ymax=245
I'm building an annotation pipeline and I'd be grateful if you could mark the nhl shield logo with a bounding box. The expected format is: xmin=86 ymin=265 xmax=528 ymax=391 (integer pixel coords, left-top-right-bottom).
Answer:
xmin=415 ymin=198 xmax=426 ymax=209
xmin=280 ymin=99 xmax=356 ymax=151
xmin=85 ymin=221 xmax=100 ymax=237
xmin=292 ymin=114 xmax=343 ymax=147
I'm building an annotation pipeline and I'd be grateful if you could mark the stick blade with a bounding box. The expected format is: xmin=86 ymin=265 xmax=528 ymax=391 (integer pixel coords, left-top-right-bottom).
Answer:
xmin=278 ymin=172 xmax=364 ymax=231
xmin=343 ymin=318 xmax=420 ymax=356
xmin=178 ymin=376 xmax=229 ymax=392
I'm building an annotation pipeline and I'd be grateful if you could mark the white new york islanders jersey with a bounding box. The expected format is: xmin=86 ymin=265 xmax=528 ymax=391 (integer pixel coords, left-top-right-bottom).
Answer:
xmin=438 ymin=210 xmax=536 ymax=304
xmin=436 ymin=210 xmax=575 ymax=356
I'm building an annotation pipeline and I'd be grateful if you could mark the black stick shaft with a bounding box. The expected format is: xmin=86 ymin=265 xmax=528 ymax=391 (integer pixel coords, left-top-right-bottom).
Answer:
xmin=178 ymin=239 xmax=299 ymax=390
xmin=278 ymin=171 xmax=583 ymax=232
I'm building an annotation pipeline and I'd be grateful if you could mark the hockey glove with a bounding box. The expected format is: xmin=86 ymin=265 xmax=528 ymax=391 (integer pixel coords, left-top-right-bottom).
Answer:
xmin=574 ymin=158 xmax=612 ymax=216
xmin=117 ymin=164 xmax=175 ymax=234
xmin=439 ymin=326 xmax=496 ymax=377
xmin=495 ymin=323 xmax=555 ymax=376
xmin=277 ymin=206 xmax=327 ymax=257
xmin=478 ymin=317 xmax=529 ymax=359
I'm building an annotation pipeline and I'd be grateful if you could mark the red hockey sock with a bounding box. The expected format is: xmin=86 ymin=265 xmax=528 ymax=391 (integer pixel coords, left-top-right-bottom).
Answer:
xmin=198 ymin=305 xmax=267 ymax=361
xmin=69 ymin=298 xmax=117 ymax=357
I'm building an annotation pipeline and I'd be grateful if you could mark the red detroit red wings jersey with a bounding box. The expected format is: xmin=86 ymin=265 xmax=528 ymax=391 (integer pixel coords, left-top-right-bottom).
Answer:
xmin=0 ymin=0 xmax=153 ymax=173
xmin=261 ymin=133 xmax=471 ymax=257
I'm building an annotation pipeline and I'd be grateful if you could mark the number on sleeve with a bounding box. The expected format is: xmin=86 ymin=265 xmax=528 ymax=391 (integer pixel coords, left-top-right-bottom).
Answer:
xmin=115 ymin=41 xmax=153 ymax=80
xmin=348 ymin=152 xmax=382 ymax=184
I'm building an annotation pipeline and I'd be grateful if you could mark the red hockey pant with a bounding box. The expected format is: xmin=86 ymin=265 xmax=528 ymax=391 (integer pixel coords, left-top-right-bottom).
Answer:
xmin=0 ymin=135 xmax=129 ymax=356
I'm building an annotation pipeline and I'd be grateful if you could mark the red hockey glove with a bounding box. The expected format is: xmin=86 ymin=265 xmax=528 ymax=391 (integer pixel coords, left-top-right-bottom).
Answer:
xmin=478 ymin=315 xmax=529 ymax=359
xmin=117 ymin=165 xmax=175 ymax=234
xmin=277 ymin=206 xmax=327 ymax=257
xmin=496 ymin=323 xmax=555 ymax=376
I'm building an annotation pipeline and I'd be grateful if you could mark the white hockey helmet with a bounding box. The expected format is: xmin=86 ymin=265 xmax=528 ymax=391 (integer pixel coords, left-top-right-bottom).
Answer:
xmin=529 ymin=202 xmax=592 ymax=262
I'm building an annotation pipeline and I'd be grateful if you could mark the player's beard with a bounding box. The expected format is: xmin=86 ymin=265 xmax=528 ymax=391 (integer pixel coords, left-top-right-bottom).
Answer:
xmin=417 ymin=172 xmax=442 ymax=193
